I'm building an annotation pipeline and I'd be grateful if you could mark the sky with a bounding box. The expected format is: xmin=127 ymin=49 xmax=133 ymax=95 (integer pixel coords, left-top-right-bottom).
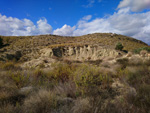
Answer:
xmin=0 ymin=0 xmax=150 ymax=44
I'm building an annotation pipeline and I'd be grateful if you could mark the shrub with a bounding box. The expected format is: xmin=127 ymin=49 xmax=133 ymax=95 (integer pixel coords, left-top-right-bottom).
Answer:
xmin=115 ymin=42 xmax=124 ymax=51
xmin=140 ymin=50 xmax=148 ymax=57
xmin=49 ymin=63 xmax=75 ymax=83
xmin=126 ymin=52 xmax=133 ymax=57
xmin=1 ymin=62 xmax=21 ymax=70
xmin=126 ymin=66 xmax=150 ymax=112
xmin=116 ymin=58 xmax=129 ymax=69
xmin=73 ymin=64 xmax=112 ymax=96
xmin=55 ymin=81 xmax=77 ymax=98
xmin=0 ymin=104 xmax=19 ymax=113
xmin=72 ymin=98 xmax=91 ymax=113
xmin=32 ymin=68 xmax=49 ymax=86
xmin=10 ymin=72 xmax=30 ymax=88
xmin=133 ymin=47 xmax=150 ymax=54
xmin=128 ymin=56 xmax=143 ymax=66
xmin=23 ymin=89 xmax=59 ymax=113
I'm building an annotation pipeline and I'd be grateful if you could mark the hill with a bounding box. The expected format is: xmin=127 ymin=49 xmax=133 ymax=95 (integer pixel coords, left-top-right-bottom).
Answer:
xmin=0 ymin=33 xmax=148 ymax=62
xmin=0 ymin=33 xmax=150 ymax=113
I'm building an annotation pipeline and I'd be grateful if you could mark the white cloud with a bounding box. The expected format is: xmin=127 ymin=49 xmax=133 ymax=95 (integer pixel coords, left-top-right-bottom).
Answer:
xmin=108 ymin=10 xmax=150 ymax=44
xmin=118 ymin=0 xmax=150 ymax=12
xmin=0 ymin=14 xmax=52 ymax=36
xmin=73 ymin=18 xmax=112 ymax=36
xmin=83 ymin=0 xmax=103 ymax=8
xmin=37 ymin=18 xmax=52 ymax=34
xmin=53 ymin=24 xmax=75 ymax=36
xmin=82 ymin=15 xmax=92 ymax=21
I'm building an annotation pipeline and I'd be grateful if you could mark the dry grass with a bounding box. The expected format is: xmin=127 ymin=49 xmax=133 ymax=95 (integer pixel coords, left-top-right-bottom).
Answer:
xmin=23 ymin=89 xmax=58 ymax=113
xmin=1 ymin=33 xmax=150 ymax=113
xmin=72 ymin=98 xmax=91 ymax=113
xmin=0 ymin=56 xmax=150 ymax=113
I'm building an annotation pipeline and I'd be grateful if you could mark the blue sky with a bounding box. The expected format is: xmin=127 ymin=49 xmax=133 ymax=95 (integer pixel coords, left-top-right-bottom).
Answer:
xmin=0 ymin=0 xmax=150 ymax=44
xmin=0 ymin=0 xmax=120 ymax=29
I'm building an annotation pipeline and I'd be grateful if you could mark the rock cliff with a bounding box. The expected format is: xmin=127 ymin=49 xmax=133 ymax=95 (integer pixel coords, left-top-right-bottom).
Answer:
xmin=41 ymin=45 xmax=120 ymax=61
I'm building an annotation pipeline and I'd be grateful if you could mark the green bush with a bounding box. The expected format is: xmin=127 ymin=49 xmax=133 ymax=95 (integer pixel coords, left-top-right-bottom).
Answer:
xmin=115 ymin=42 xmax=124 ymax=51
xmin=10 ymin=72 xmax=30 ymax=88
xmin=73 ymin=64 xmax=112 ymax=96
xmin=133 ymin=47 xmax=150 ymax=54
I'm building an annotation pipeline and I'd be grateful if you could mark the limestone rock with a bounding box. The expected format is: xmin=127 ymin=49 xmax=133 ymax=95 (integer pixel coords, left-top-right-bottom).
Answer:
xmin=40 ymin=45 xmax=120 ymax=61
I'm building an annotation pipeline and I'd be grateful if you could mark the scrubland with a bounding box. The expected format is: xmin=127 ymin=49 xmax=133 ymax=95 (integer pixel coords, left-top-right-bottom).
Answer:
xmin=0 ymin=53 xmax=150 ymax=113
xmin=0 ymin=33 xmax=150 ymax=113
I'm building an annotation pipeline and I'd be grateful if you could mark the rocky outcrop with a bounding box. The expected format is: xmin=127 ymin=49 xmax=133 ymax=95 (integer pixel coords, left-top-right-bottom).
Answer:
xmin=22 ymin=57 xmax=56 ymax=68
xmin=41 ymin=45 xmax=120 ymax=61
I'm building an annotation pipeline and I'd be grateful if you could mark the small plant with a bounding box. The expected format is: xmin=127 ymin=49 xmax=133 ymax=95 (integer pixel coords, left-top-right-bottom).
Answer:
xmin=10 ymin=72 xmax=30 ymax=88
xmin=115 ymin=42 xmax=124 ymax=51
xmin=1 ymin=62 xmax=17 ymax=70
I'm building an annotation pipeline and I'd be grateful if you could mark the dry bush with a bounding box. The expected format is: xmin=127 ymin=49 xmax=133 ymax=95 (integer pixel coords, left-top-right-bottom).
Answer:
xmin=5 ymin=70 xmax=30 ymax=89
xmin=72 ymin=98 xmax=92 ymax=113
xmin=0 ymin=104 xmax=21 ymax=113
xmin=126 ymin=52 xmax=133 ymax=57
xmin=55 ymin=81 xmax=77 ymax=98
xmin=33 ymin=68 xmax=45 ymax=79
xmin=1 ymin=62 xmax=16 ymax=70
xmin=103 ymin=98 xmax=138 ymax=113
xmin=126 ymin=66 xmax=150 ymax=112
xmin=85 ymin=59 xmax=102 ymax=65
xmin=126 ymin=66 xmax=141 ymax=74
xmin=128 ymin=55 xmax=143 ymax=65
xmin=116 ymin=58 xmax=129 ymax=69
xmin=0 ymin=72 xmax=22 ymax=106
xmin=23 ymin=89 xmax=59 ymax=113
xmin=100 ymin=61 xmax=111 ymax=68
xmin=1 ymin=62 xmax=21 ymax=70
xmin=140 ymin=50 xmax=148 ymax=57
xmin=98 ymin=65 xmax=119 ymax=77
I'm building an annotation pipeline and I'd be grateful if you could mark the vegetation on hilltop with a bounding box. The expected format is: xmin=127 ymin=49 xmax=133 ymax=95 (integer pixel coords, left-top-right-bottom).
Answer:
xmin=0 ymin=33 xmax=148 ymax=52
xmin=115 ymin=42 xmax=124 ymax=51
xmin=133 ymin=47 xmax=150 ymax=54
xmin=0 ymin=33 xmax=148 ymax=62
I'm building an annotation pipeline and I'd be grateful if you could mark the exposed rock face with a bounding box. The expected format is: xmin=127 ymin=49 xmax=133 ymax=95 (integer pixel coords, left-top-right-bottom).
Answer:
xmin=41 ymin=45 xmax=120 ymax=61
xmin=22 ymin=57 xmax=56 ymax=68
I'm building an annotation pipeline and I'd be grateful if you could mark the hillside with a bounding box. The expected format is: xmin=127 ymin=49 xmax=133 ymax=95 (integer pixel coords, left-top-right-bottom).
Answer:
xmin=0 ymin=33 xmax=150 ymax=113
xmin=0 ymin=33 xmax=148 ymax=62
